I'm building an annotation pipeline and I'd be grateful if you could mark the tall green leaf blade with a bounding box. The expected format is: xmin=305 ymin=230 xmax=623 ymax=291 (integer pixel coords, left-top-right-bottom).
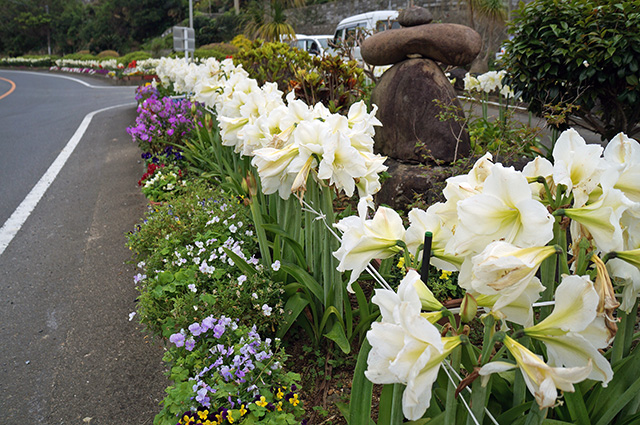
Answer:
xmin=349 ymin=339 xmax=373 ymax=425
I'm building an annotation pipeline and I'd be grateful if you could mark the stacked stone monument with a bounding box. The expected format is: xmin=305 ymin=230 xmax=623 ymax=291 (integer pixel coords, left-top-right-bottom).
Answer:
xmin=361 ymin=6 xmax=482 ymax=209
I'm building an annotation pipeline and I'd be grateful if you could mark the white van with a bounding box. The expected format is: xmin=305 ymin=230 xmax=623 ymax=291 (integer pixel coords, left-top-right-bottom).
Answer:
xmin=332 ymin=10 xmax=400 ymax=60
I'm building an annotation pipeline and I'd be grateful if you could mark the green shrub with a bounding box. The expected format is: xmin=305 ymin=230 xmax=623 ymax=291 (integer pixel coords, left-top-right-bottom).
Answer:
xmin=97 ymin=49 xmax=119 ymax=58
xmin=194 ymin=42 xmax=239 ymax=61
xmin=503 ymin=0 xmax=640 ymax=139
xmin=233 ymin=39 xmax=314 ymax=92
xmin=118 ymin=50 xmax=152 ymax=66
xmin=61 ymin=52 xmax=96 ymax=61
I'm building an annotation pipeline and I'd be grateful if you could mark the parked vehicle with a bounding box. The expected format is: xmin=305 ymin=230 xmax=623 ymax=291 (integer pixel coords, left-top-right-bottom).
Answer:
xmin=291 ymin=34 xmax=334 ymax=56
xmin=331 ymin=10 xmax=400 ymax=60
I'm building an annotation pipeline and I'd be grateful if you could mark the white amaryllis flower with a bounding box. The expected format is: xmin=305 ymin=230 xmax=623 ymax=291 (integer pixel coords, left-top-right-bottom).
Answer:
xmin=552 ymin=128 xmax=606 ymax=207
xmin=459 ymin=241 xmax=556 ymax=312
xmin=564 ymin=186 xmax=632 ymax=253
xmin=365 ymin=305 xmax=461 ymax=420
xmin=405 ymin=206 xmax=461 ymax=271
xmin=463 ymin=73 xmax=481 ymax=92
xmin=477 ymin=70 xmax=505 ymax=93
xmin=524 ymin=274 xmax=613 ymax=385
xmin=435 ymin=152 xmax=494 ymax=230
xmin=608 ymin=258 xmax=640 ymax=313
xmin=251 ymin=144 xmax=304 ymax=199
xmin=474 ymin=276 xmax=545 ymax=327
xmin=317 ymin=131 xmax=367 ymax=197
xmin=522 ymin=156 xmax=554 ymax=201
xmin=602 ymin=132 xmax=640 ymax=203
xmin=355 ymin=151 xmax=388 ymax=198
xmin=334 ymin=198 xmax=406 ymax=291
xmin=480 ymin=335 xmax=592 ymax=409
xmin=449 ymin=164 xmax=554 ymax=257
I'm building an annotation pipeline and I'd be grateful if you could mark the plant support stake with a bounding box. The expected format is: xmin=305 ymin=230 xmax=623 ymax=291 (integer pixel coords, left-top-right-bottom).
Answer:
xmin=420 ymin=231 xmax=433 ymax=283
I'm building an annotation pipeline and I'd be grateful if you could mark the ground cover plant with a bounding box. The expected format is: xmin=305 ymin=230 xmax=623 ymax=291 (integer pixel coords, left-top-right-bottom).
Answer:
xmin=125 ymin=33 xmax=640 ymax=425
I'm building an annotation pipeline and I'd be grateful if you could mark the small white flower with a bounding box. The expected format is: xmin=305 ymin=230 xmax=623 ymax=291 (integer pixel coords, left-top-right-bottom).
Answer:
xmin=238 ymin=275 xmax=247 ymax=285
xmin=252 ymin=293 xmax=258 ymax=299
xmin=262 ymin=304 xmax=272 ymax=316
xmin=245 ymin=230 xmax=254 ymax=236
xmin=229 ymin=224 xmax=238 ymax=233
xmin=271 ymin=260 xmax=281 ymax=271
xmin=128 ymin=312 xmax=137 ymax=321
xmin=188 ymin=284 xmax=197 ymax=293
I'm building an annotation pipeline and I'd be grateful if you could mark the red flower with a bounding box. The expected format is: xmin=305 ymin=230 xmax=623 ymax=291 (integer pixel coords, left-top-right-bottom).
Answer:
xmin=128 ymin=60 xmax=137 ymax=68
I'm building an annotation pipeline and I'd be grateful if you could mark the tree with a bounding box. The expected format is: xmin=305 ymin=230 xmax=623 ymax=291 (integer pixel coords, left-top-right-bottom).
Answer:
xmin=502 ymin=0 xmax=640 ymax=140
xmin=243 ymin=0 xmax=304 ymax=42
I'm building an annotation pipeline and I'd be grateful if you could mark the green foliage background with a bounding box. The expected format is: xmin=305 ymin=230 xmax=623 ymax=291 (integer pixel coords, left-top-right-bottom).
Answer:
xmin=502 ymin=0 xmax=640 ymax=139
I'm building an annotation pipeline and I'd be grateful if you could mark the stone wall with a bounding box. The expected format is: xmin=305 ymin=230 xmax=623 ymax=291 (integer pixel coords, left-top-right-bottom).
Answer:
xmin=286 ymin=0 xmax=523 ymax=36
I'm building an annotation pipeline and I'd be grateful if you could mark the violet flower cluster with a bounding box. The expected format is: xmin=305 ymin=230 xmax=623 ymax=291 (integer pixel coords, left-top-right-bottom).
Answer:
xmin=127 ymin=96 xmax=203 ymax=154
xmin=169 ymin=316 xmax=281 ymax=410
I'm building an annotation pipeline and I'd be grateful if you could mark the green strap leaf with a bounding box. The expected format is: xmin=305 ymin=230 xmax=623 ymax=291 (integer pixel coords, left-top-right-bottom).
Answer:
xmin=279 ymin=262 xmax=324 ymax=303
xmin=324 ymin=320 xmax=350 ymax=354
xmin=276 ymin=293 xmax=309 ymax=339
xmin=349 ymin=339 xmax=373 ymax=425
xmin=222 ymin=247 xmax=256 ymax=277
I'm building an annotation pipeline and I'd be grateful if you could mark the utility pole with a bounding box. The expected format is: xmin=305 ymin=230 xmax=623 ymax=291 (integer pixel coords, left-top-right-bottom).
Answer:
xmin=45 ymin=4 xmax=51 ymax=55
xmin=189 ymin=0 xmax=194 ymax=61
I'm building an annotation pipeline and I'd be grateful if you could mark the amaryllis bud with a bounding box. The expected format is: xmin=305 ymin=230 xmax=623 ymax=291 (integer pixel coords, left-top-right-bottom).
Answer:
xmin=459 ymin=292 xmax=478 ymax=323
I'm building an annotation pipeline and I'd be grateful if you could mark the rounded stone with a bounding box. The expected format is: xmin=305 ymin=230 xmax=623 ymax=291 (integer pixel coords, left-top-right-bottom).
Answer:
xmin=371 ymin=58 xmax=471 ymax=164
xmin=398 ymin=6 xmax=433 ymax=27
xmin=361 ymin=23 xmax=482 ymax=66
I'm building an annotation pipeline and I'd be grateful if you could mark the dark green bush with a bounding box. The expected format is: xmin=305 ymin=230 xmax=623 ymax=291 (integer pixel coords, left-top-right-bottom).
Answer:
xmin=194 ymin=42 xmax=239 ymax=61
xmin=502 ymin=0 xmax=640 ymax=139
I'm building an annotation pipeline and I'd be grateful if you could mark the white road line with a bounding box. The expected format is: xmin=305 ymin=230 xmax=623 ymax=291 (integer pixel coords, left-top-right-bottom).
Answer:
xmin=0 ymin=69 xmax=135 ymax=89
xmin=0 ymin=102 xmax=135 ymax=256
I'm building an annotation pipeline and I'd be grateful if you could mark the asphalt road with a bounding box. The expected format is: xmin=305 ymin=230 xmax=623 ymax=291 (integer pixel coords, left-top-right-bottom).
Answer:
xmin=0 ymin=70 xmax=167 ymax=424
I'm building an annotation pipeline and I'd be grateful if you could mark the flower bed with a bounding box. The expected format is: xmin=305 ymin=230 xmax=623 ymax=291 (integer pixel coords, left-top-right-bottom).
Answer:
xmin=125 ymin=50 xmax=640 ymax=425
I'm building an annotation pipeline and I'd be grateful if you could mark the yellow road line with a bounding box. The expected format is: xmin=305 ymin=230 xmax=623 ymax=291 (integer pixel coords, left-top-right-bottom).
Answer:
xmin=0 ymin=76 xmax=17 ymax=100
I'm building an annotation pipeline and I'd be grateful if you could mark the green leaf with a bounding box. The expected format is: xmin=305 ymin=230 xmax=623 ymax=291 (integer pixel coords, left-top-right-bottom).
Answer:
xmin=324 ymin=320 xmax=350 ymax=353
xmin=158 ymin=271 xmax=174 ymax=285
xmin=378 ymin=384 xmax=405 ymax=425
xmin=349 ymin=339 xmax=374 ymax=425
xmin=594 ymin=377 xmax=640 ymax=425
xmin=626 ymin=74 xmax=639 ymax=86
xmin=279 ymin=262 xmax=324 ymax=303
xmin=222 ymin=247 xmax=257 ymax=277
xmin=261 ymin=223 xmax=308 ymax=268
xmin=563 ymin=386 xmax=591 ymax=425
xmin=276 ymin=293 xmax=309 ymax=339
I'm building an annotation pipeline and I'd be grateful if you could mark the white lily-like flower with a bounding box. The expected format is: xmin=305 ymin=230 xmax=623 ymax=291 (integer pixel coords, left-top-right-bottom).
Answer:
xmin=522 ymin=156 xmax=554 ymax=201
xmin=552 ymin=128 xmax=605 ymax=207
xmin=355 ymin=151 xmax=388 ymax=198
xmin=474 ymin=276 xmax=545 ymax=327
xmin=479 ymin=335 xmax=592 ymax=409
xmin=608 ymin=257 xmax=640 ymax=313
xmin=463 ymin=73 xmax=481 ymax=92
xmin=524 ymin=275 xmax=613 ymax=385
xmin=435 ymin=153 xmax=494 ymax=230
xmin=334 ymin=199 xmax=406 ymax=291
xmin=449 ymin=164 xmax=554 ymax=257
xmin=602 ymin=132 xmax=640 ymax=203
xmin=460 ymin=241 xmax=555 ymax=312
xmin=365 ymin=298 xmax=461 ymax=420
xmin=564 ymin=186 xmax=632 ymax=253
xmin=405 ymin=206 xmax=461 ymax=271
xmin=251 ymin=144 xmax=303 ymax=199
xmin=317 ymin=131 xmax=367 ymax=197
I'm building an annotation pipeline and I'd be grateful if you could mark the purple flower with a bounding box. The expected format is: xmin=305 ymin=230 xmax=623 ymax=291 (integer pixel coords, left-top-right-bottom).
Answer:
xmin=169 ymin=332 xmax=185 ymax=347
xmin=201 ymin=316 xmax=215 ymax=332
xmin=185 ymin=337 xmax=196 ymax=351
xmin=213 ymin=324 xmax=225 ymax=338
xmin=189 ymin=322 xmax=203 ymax=336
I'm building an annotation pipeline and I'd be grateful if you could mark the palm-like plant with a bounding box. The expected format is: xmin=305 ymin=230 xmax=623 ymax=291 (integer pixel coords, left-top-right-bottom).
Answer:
xmin=244 ymin=0 xmax=304 ymax=42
